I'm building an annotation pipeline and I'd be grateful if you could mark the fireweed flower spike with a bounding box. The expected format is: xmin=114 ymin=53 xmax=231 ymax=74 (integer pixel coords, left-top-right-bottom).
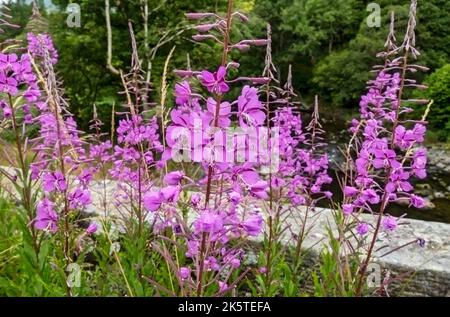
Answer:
xmin=26 ymin=25 xmax=99 ymax=297
xmin=199 ymin=66 xmax=230 ymax=94
xmin=338 ymin=1 xmax=428 ymax=296
xmin=34 ymin=198 xmax=58 ymax=234
xmin=153 ymin=0 xmax=276 ymax=296
xmin=0 ymin=11 xmax=57 ymax=257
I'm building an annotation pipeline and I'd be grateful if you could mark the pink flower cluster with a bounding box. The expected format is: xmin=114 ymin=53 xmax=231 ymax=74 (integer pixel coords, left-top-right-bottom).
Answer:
xmin=21 ymin=32 xmax=96 ymax=234
xmin=345 ymin=66 xmax=428 ymax=235
xmin=27 ymin=33 xmax=59 ymax=65
xmin=272 ymin=106 xmax=331 ymax=207
xmin=0 ymin=53 xmax=41 ymax=124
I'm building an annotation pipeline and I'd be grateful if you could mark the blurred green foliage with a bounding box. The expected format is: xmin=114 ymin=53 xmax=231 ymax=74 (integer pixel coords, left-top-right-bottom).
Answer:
xmin=1 ymin=0 xmax=449 ymax=138
xmin=421 ymin=65 xmax=450 ymax=141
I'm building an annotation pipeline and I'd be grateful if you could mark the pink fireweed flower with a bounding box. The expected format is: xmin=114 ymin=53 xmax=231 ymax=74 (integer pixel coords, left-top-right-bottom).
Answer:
xmin=241 ymin=213 xmax=263 ymax=236
xmin=194 ymin=210 xmax=224 ymax=234
xmin=410 ymin=194 xmax=425 ymax=208
xmin=0 ymin=72 xmax=18 ymax=95
xmin=344 ymin=186 xmax=359 ymax=197
xmin=0 ymin=53 xmax=20 ymax=70
xmin=204 ymin=256 xmax=221 ymax=271
xmin=412 ymin=147 xmax=427 ymax=179
xmin=86 ymin=223 xmax=98 ymax=235
xmin=247 ymin=180 xmax=269 ymax=200
xmin=412 ymin=123 xmax=426 ymax=143
xmin=228 ymin=191 xmax=241 ymax=205
xmin=361 ymin=189 xmax=380 ymax=204
xmin=68 ymin=188 xmax=92 ymax=210
xmin=229 ymin=257 xmax=241 ymax=269
xmin=382 ymin=215 xmax=398 ymax=232
xmin=179 ymin=267 xmax=191 ymax=280
xmin=116 ymin=115 xmax=161 ymax=146
xmin=218 ymin=281 xmax=228 ymax=293
xmin=373 ymin=147 xmax=401 ymax=169
xmin=356 ymin=222 xmax=369 ymax=236
xmin=386 ymin=170 xmax=413 ymax=193
xmin=237 ymin=85 xmax=265 ymax=127
xmin=143 ymin=187 xmax=180 ymax=212
xmin=363 ymin=119 xmax=380 ymax=141
xmin=42 ymin=171 xmax=68 ymax=193
xmin=205 ymin=97 xmax=231 ymax=127
xmin=174 ymin=81 xmax=192 ymax=105
xmin=27 ymin=33 xmax=59 ymax=64
xmin=0 ymin=103 xmax=12 ymax=118
xmin=164 ymin=171 xmax=185 ymax=186
xmin=78 ymin=168 xmax=94 ymax=187
xmin=34 ymin=198 xmax=58 ymax=233
xmin=394 ymin=125 xmax=416 ymax=150
xmin=199 ymin=66 xmax=229 ymax=94
xmin=342 ymin=204 xmax=354 ymax=216
xmin=161 ymin=186 xmax=180 ymax=203
xmin=186 ymin=240 xmax=200 ymax=257
xmin=190 ymin=193 xmax=202 ymax=207
xmin=143 ymin=192 xmax=163 ymax=212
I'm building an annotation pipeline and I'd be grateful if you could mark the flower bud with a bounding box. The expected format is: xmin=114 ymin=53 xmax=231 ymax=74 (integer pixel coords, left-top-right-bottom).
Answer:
xmin=174 ymin=69 xmax=194 ymax=77
xmin=248 ymin=77 xmax=271 ymax=84
xmin=195 ymin=23 xmax=217 ymax=33
xmin=242 ymin=39 xmax=270 ymax=46
xmin=227 ymin=61 xmax=240 ymax=69
xmin=86 ymin=223 xmax=98 ymax=235
xmin=234 ymin=12 xmax=249 ymax=23
xmin=185 ymin=13 xmax=215 ymax=20
xmin=231 ymin=44 xmax=250 ymax=52
xmin=192 ymin=34 xmax=215 ymax=42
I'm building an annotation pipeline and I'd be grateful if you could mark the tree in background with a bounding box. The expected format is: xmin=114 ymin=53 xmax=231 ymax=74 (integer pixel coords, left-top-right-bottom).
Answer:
xmin=2 ymin=0 xmax=449 ymax=139
xmin=421 ymin=65 xmax=450 ymax=141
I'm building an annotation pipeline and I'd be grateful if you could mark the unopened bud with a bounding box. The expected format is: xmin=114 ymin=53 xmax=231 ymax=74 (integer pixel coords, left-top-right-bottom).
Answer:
xmin=195 ymin=23 xmax=217 ymax=33
xmin=185 ymin=13 xmax=215 ymax=20
xmin=242 ymin=39 xmax=270 ymax=46
xmin=192 ymin=34 xmax=215 ymax=41
xmin=249 ymin=77 xmax=271 ymax=84
xmin=227 ymin=61 xmax=240 ymax=69
xmin=234 ymin=12 xmax=249 ymax=23
xmin=231 ymin=44 xmax=250 ymax=52
xmin=174 ymin=69 xmax=194 ymax=77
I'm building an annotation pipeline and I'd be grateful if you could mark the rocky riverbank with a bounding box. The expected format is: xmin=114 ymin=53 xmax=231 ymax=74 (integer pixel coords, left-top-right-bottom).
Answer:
xmin=427 ymin=144 xmax=450 ymax=173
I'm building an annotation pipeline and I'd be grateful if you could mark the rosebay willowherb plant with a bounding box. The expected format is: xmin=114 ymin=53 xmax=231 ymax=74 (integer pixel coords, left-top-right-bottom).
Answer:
xmin=1 ymin=5 xmax=97 ymax=295
xmin=29 ymin=31 xmax=100 ymax=296
xmin=313 ymin=0 xmax=430 ymax=296
xmin=143 ymin=0 xmax=277 ymax=296
xmin=0 ymin=0 xmax=433 ymax=297
xmin=253 ymin=25 xmax=332 ymax=295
